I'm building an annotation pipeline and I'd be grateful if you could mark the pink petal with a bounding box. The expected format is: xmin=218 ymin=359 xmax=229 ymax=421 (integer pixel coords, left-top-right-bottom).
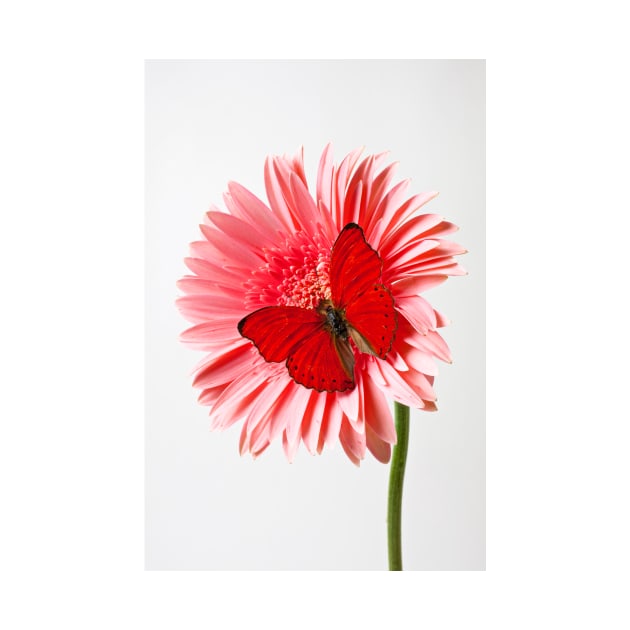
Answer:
xmin=289 ymin=172 xmax=321 ymax=232
xmin=368 ymin=180 xmax=412 ymax=246
xmin=385 ymin=191 xmax=440 ymax=236
xmin=245 ymin=376 xmax=294 ymax=453
xmin=336 ymin=387 xmax=359 ymax=431
xmin=271 ymin=159 xmax=306 ymax=230
xmin=175 ymin=277 xmax=244 ymax=301
xmin=206 ymin=210 xmax=272 ymax=252
xmin=370 ymin=359 xmax=426 ymax=409
xmin=333 ymin=147 xmax=364 ymax=229
xmin=192 ymin=343 xmax=255 ymax=389
xmin=407 ymin=329 xmax=453 ymax=363
xmin=251 ymin=442 xmax=271 ymax=459
xmin=343 ymin=178 xmax=363 ymax=228
xmin=180 ymin=320 xmax=241 ymax=349
xmin=238 ymin=421 xmax=249 ymax=455
xmin=281 ymin=146 xmax=308 ymax=189
xmin=418 ymin=220 xmax=461 ymax=239
xmin=199 ymin=225 xmax=264 ymax=268
xmin=226 ymin=181 xmax=285 ymax=237
xmin=316 ymin=143 xmax=334 ymax=215
xmin=339 ymin=416 xmax=366 ymax=465
xmin=365 ymin=423 xmax=392 ymax=463
xmin=379 ymin=214 xmax=445 ymax=258
xmin=342 ymin=155 xmax=372 ymax=226
xmin=264 ymin=155 xmax=296 ymax=232
xmin=391 ymin=275 xmax=449 ymax=296
xmin=434 ymin=309 xmax=451 ymax=328
xmin=385 ymin=238 xmax=441 ymax=270
xmin=197 ymin=385 xmax=223 ymax=407
xmin=316 ymin=199 xmax=338 ymax=244
xmin=350 ymin=152 xmax=392 ymax=227
xmin=386 ymin=347 xmax=409 ymax=372
xmin=320 ymin=393 xmax=343 ymax=449
xmin=209 ymin=364 xmax=275 ymax=429
xmin=396 ymin=295 xmax=438 ymax=335
xmin=176 ymin=294 xmax=246 ymax=323
xmin=182 ymin=257 xmax=243 ymax=286
xmin=400 ymin=344 xmax=439 ymax=377
xmin=301 ymin=391 xmax=327 ymax=454
xmin=396 ymin=365 xmax=437 ymax=401
xmin=394 ymin=259 xmax=467 ymax=278
xmin=184 ymin=242 xmax=229 ymax=274
xmin=362 ymin=371 xmax=396 ymax=444
xmin=363 ymin=161 xmax=399 ymax=230
xmin=283 ymin=383 xmax=313 ymax=455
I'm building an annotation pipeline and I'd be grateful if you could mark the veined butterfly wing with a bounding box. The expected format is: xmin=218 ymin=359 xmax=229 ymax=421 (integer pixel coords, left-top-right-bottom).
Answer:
xmin=238 ymin=305 xmax=323 ymax=363
xmin=330 ymin=223 xmax=397 ymax=359
xmin=345 ymin=284 xmax=397 ymax=358
xmin=286 ymin=332 xmax=355 ymax=392
xmin=238 ymin=305 xmax=356 ymax=392
xmin=330 ymin=223 xmax=383 ymax=309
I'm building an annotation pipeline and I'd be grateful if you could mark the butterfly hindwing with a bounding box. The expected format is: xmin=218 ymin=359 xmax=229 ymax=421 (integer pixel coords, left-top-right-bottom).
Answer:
xmin=345 ymin=283 xmax=397 ymax=359
xmin=287 ymin=331 xmax=355 ymax=392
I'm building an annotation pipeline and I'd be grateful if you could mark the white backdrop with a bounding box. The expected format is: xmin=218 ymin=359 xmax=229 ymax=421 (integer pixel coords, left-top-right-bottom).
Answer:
xmin=145 ymin=59 xmax=485 ymax=570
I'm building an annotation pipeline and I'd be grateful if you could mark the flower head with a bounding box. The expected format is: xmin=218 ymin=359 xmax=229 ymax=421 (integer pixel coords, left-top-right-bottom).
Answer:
xmin=177 ymin=145 xmax=466 ymax=464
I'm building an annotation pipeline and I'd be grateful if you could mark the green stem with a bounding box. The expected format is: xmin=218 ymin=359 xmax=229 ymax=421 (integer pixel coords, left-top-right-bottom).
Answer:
xmin=387 ymin=402 xmax=410 ymax=571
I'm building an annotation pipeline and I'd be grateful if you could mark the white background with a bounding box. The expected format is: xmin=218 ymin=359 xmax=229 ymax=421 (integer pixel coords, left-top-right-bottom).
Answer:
xmin=145 ymin=60 xmax=485 ymax=570
xmin=2 ymin=0 xmax=628 ymax=627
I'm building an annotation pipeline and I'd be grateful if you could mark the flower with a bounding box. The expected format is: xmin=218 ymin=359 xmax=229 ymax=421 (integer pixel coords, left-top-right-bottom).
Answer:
xmin=177 ymin=145 xmax=466 ymax=464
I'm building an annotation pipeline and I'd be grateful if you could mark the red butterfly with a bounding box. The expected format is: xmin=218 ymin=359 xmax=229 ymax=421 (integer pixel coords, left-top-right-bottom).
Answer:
xmin=238 ymin=223 xmax=397 ymax=392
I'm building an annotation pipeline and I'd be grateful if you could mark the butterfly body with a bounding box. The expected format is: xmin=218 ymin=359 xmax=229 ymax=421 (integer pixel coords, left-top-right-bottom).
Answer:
xmin=238 ymin=223 xmax=397 ymax=392
xmin=320 ymin=302 xmax=349 ymax=340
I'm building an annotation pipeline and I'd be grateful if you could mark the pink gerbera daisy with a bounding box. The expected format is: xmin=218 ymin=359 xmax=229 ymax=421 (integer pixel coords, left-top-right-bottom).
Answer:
xmin=177 ymin=145 xmax=466 ymax=464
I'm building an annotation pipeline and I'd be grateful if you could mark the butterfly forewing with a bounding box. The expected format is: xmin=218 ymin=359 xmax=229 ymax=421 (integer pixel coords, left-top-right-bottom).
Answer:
xmin=238 ymin=306 xmax=324 ymax=363
xmin=330 ymin=223 xmax=383 ymax=309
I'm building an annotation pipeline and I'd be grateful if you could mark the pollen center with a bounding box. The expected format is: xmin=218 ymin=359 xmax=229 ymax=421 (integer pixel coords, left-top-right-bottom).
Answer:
xmin=277 ymin=250 xmax=330 ymax=308
xmin=244 ymin=231 xmax=332 ymax=311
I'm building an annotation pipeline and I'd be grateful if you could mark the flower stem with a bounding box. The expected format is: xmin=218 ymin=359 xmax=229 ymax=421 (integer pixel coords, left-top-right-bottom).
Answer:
xmin=387 ymin=402 xmax=410 ymax=571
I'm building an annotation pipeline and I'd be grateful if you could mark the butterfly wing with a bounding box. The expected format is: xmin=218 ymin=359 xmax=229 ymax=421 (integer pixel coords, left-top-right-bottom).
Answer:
xmin=346 ymin=284 xmax=397 ymax=358
xmin=238 ymin=305 xmax=323 ymax=363
xmin=330 ymin=223 xmax=397 ymax=359
xmin=330 ymin=223 xmax=383 ymax=309
xmin=287 ymin=332 xmax=355 ymax=392
xmin=238 ymin=305 xmax=355 ymax=392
